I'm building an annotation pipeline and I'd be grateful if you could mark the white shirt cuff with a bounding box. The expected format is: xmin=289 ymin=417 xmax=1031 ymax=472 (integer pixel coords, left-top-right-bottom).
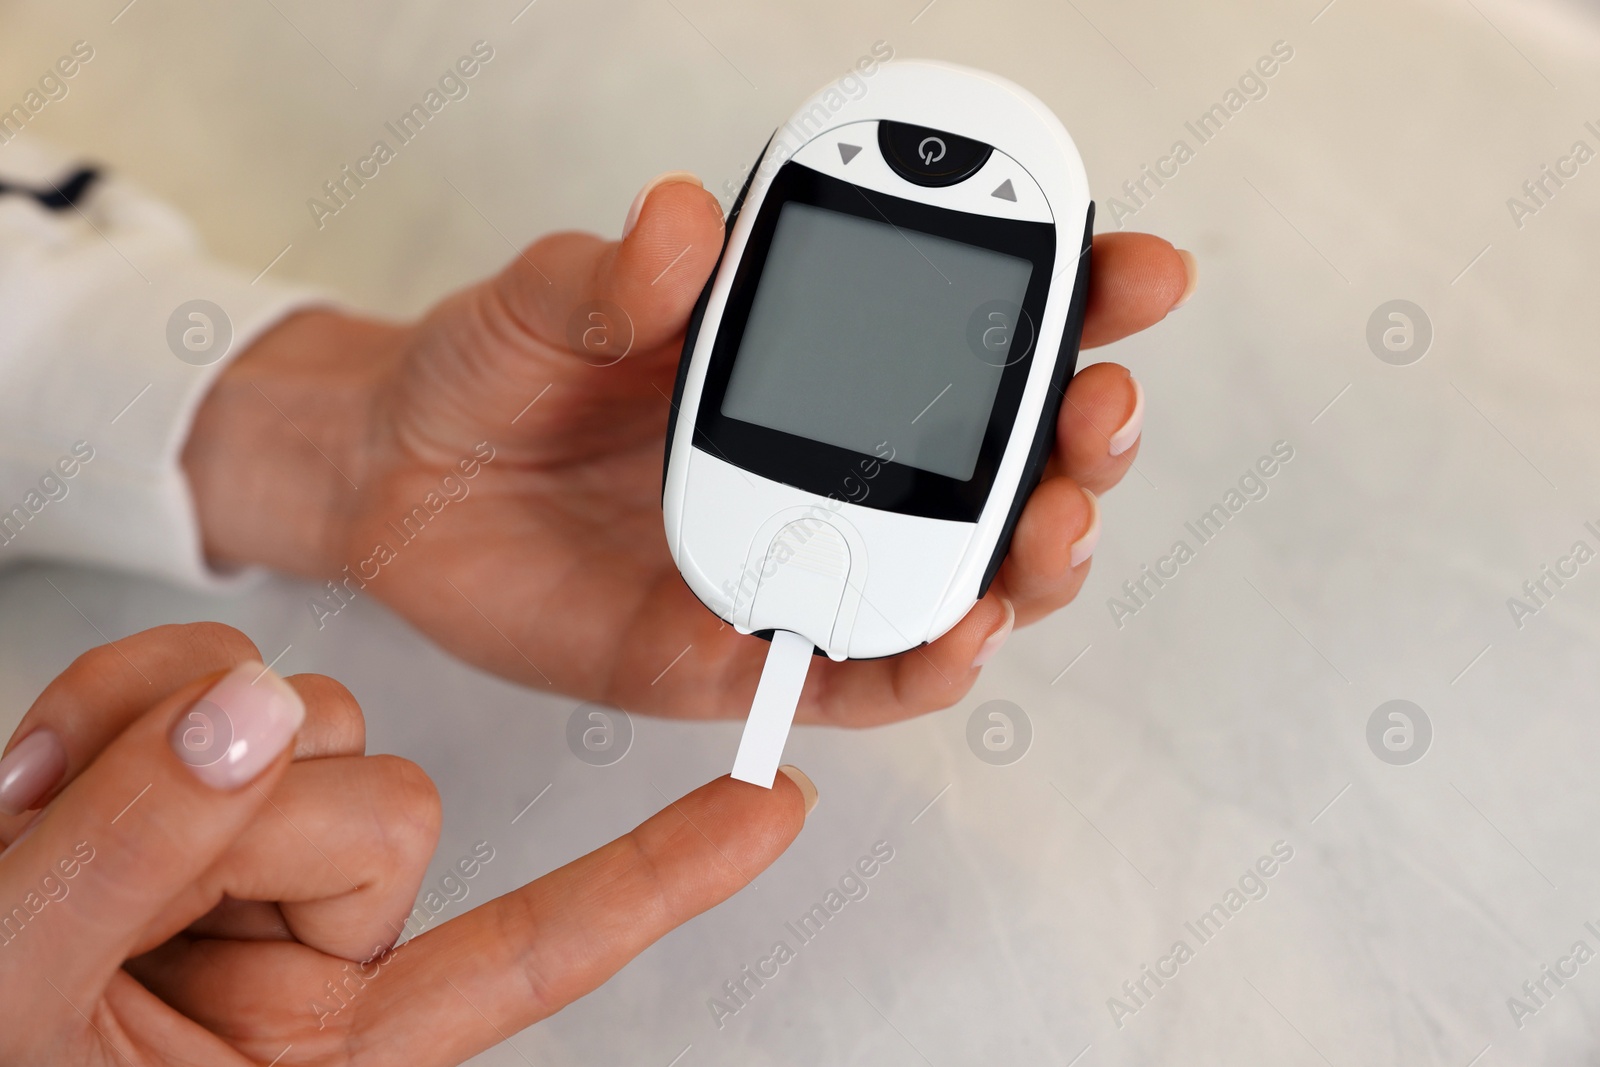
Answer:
xmin=0 ymin=139 xmax=323 ymax=589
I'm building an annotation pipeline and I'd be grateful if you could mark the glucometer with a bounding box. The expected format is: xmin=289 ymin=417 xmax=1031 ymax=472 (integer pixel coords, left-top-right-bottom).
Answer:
xmin=662 ymin=59 xmax=1094 ymax=787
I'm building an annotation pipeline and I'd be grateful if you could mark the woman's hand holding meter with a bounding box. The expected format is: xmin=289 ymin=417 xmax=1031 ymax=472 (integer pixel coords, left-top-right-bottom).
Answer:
xmin=182 ymin=175 xmax=1195 ymax=726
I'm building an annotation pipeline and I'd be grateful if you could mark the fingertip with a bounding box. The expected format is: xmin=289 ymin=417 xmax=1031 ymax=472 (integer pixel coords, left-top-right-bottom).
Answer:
xmin=621 ymin=170 xmax=704 ymax=239
xmin=618 ymin=173 xmax=722 ymax=260
xmin=1139 ymin=237 xmax=1192 ymax=313
xmin=284 ymin=673 xmax=367 ymax=758
xmin=1106 ymin=374 xmax=1144 ymax=456
xmin=1070 ymin=487 xmax=1101 ymax=568
xmin=1056 ymin=362 xmax=1143 ymax=490
xmin=1082 ymin=232 xmax=1193 ymax=348
xmin=1172 ymin=248 xmax=1199 ymax=308
xmin=970 ymin=594 xmax=1015 ymax=670
xmin=777 ymin=764 xmax=818 ymax=815
xmin=993 ymin=475 xmax=1098 ymax=617
xmin=606 ymin=177 xmax=724 ymax=349
xmin=911 ymin=591 xmax=1010 ymax=686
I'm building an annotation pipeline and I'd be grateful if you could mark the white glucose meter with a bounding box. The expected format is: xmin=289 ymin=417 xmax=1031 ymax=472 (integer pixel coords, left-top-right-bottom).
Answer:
xmin=662 ymin=59 xmax=1094 ymax=786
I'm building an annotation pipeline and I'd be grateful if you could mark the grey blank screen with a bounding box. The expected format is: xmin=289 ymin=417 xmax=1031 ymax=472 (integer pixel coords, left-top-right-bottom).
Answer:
xmin=720 ymin=201 xmax=1035 ymax=481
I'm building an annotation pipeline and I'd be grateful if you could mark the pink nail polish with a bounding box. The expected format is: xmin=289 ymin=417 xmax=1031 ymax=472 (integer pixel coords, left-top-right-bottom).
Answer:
xmin=0 ymin=729 xmax=67 ymax=816
xmin=971 ymin=598 xmax=1016 ymax=670
xmin=622 ymin=170 xmax=703 ymax=238
xmin=1070 ymin=488 xmax=1101 ymax=568
xmin=170 ymin=663 xmax=304 ymax=790
xmin=1108 ymin=376 xmax=1144 ymax=457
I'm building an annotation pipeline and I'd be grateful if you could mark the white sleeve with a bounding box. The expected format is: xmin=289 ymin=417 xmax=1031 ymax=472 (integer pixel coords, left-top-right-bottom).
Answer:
xmin=0 ymin=139 xmax=323 ymax=589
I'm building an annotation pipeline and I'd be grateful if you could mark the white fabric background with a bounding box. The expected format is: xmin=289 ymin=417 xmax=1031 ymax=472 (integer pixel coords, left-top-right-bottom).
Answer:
xmin=3 ymin=0 xmax=1600 ymax=1063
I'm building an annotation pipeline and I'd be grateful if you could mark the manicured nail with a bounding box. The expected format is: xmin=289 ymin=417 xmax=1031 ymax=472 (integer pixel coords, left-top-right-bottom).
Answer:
xmin=1107 ymin=375 xmax=1144 ymax=457
xmin=971 ymin=597 xmax=1015 ymax=670
xmin=777 ymin=765 xmax=818 ymax=815
xmin=1070 ymin=488 xmax=1101 ymax=568
xmin=622 ymin=171 xmax=703 ymax=238
xmin=0 ymin=729 xmax=67 ymax=816
xmin=1172 ymin=249 xmax=1199 ymax=309
xmin=170 ymin=662 xmax=305 ymax=790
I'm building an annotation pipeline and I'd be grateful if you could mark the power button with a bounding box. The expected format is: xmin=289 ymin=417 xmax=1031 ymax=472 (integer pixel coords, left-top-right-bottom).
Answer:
xmin=877 ymin=120 xmax=993 ymax=187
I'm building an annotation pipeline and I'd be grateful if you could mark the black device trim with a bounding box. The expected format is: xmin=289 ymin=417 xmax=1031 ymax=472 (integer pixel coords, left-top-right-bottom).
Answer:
xmin=689 ymin=161 xmax=1058 ymax=523
xmin=978 ymin=200 xmax=1095 ymax=596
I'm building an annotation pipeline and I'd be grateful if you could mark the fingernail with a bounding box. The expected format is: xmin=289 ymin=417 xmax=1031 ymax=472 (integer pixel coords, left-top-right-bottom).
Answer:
xmin=971 ymin=596 xmax=1015 ymax=670
xmin=1107 ymin=375 xmax=1144 ymax=457
xmin=777 ymin=765 xmax=818 ymax=815
xmin=1172 ymin=249 xmax=1199 ymax=309
xmin=170 ymin=662 xmax=305 ymax=790
xmin=0 ymin=807 xmax=48 ymax=861
xmin=0 ymin=729 xmax=67 ymax=816
xmin=1070 ymin=488 xmax=1101 ymax=568
xmin=622 ymin=171 xmax=703 ymax=238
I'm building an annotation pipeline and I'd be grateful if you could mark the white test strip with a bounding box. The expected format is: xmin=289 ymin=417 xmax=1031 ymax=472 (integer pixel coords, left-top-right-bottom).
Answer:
xmin=730 ymin=629 xmax=814 ymax=788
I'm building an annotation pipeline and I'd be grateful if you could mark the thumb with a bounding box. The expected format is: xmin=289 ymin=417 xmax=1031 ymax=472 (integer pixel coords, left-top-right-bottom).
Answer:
xmin=488 ymin=173 xmax=726 ymax=363
xmin=0 ymin=662 xmax=303 ymax=1008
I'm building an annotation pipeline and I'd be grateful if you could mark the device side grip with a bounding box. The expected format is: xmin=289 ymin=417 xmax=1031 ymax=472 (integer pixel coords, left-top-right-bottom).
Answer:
xmin=977 ymin=199 xmax=1096 ymax=598
xmin=661 ymin=132 xmax=776 ymax=499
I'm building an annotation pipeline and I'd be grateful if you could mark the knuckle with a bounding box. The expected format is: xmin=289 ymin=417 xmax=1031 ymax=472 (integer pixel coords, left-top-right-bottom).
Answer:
xmin=501 ymin=835 xmax=665 ymax=1018
xmin=496 ymin=891 xmax=567 ymax=1020
xmin=364 ymin=755 xmax=442 ymax=862
xmin=63 ymin=622 xmax=259 ymax=690
xmin=59 ymin=640 xmax=127 ymax=686
xmin=166 ymin=621 xmax=260 ymax=664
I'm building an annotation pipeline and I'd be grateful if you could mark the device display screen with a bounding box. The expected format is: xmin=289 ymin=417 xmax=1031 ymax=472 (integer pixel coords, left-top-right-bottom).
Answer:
xmin=719 ymin=201 xmax=1035 ymax=482
xmin=691 ymin=162 xmax=1061 ymax=523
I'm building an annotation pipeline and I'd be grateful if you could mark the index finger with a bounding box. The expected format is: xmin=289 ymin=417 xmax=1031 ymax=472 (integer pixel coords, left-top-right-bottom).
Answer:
xmin=347 ymin=772 xmax=812 ymax=1066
